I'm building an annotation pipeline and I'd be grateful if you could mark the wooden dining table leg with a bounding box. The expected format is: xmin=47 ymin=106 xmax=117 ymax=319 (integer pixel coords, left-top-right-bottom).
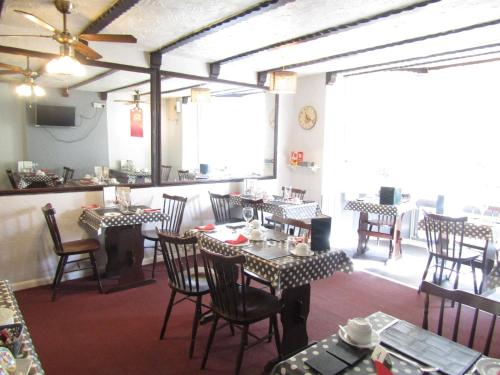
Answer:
xmin=357 ymin=212 xmax=369 ymax=255
xmin=391 ymin=214 xmax=403 ymax=260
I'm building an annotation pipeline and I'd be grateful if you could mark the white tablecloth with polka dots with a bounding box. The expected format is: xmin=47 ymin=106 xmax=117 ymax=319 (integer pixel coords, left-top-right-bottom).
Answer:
xmin=417 ymin=218 xmax=500 ymax=242
xmin=17 ymin=174 xmax=56 ymax=189
xmin=485 ymin=265 xmax=500 ymax=290
xmin=78 ymin=207 xmax=166 ymax=232
xmin=0 ymin=280 xmax=45 ymax=375
xmin=230 ymin=196 xmax=321 ymax=219
xmin=195 ymin=227 xmax=353 ymax=292
xmin=273 ymin=311 xmax=428 ymax=375
xmin=344 ymin=201 xmax=415 ymax=217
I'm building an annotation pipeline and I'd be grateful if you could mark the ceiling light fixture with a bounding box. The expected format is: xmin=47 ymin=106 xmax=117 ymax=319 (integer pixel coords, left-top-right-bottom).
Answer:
xmin=191 ymin=87 xmax=211 ymax=103
xmin=16 ymin=77 xmax=46 ymax=97
xmin=46 ymin=44 xmax=85 ymax=76
xmin=269 ymin=70 xmax=297 ymax=94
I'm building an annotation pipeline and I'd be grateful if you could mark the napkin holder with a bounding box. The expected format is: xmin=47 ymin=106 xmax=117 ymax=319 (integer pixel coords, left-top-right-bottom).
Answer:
xmin=310 ymin=215 xmax=332 ymax=251
xmin=379 ymin=187 xmax=401 ymax=205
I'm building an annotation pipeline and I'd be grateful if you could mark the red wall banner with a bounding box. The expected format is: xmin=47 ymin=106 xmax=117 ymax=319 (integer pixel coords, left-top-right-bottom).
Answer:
xmin=130 ymin=107 xmax=143 ymax=137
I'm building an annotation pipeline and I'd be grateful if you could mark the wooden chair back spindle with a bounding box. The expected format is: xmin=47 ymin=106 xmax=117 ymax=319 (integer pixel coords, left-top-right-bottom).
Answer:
xmin=209 ymin=192 xmax=233 ymax=224
xmin=41 ymin=203 xmax=64 ymax=254
xmin=161 ymin=193 xmax=187 ymax=235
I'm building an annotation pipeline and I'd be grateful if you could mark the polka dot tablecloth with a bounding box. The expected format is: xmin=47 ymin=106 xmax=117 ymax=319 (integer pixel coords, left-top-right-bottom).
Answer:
xmin=273 ymin=312 xmax=425 ymax=375
xmin=344 ymin=200 xmax=415 ymax=217
xmin=230 ymin=196 xmax=321 ymax=219
xmin=17 ymin=174 xmax=55 ymax=189
xmin=79 ymin=207 xmax=167 ymax=232
xmin=417 ymin=218 xmax=500 ymax=242
xmin=485 ymin=265 xmax=500 ymax=290
xmin=193 ymin=227 xmax=353 ymax=292
xmin=0 ymin=280 xmax=45 ymax=375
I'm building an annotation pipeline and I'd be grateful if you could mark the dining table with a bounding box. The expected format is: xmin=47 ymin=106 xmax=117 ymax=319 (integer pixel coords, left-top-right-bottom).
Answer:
xmin=230 ymin=195 xmax=321 ymax=219
xmin=344 ymin=200 xmax=415 ymax=259
xmin=272 ymin=311 xmax=489 ymax=375
xmin=79 ymin=206 xmax=166 ymax=293
xmin=192 ymin=224 xmax=353 ymax=359
xmin=13 ymin=172 xmax=60 ymax=189
xmin=0 ymin=280 xmax=45 ymax=375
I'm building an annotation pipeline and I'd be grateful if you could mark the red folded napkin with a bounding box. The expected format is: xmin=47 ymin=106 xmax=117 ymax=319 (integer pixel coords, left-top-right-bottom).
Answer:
xmin=195 ymin=224 xmax=215 ymax=231
xmin=81 ymin=204 xmax=99 ymax=209
xmin=229 ymin=192 xmax=241 ymax=196
xmin=374 ymin=361 xmax=393 ymax=375
xmin=225 ymin=234 xmax=248 ymax=245
xmin=143 ymin=208 xmax=161 ymax=212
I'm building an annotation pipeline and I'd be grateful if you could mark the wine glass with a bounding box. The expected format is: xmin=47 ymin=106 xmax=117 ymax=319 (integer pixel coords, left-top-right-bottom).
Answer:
xmin=242 ymin=207 xmax=254 ymax=231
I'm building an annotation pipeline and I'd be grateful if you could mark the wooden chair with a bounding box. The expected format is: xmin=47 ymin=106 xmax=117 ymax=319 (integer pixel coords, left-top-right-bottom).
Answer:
xmin=142 ymin=193 xmax=187 ymax=279
xmin=157 ymin=232 xmax=210 ymax=358
xmin=420 ymin=212 xmax=479 ymax=293
xmin=209 ymin=192 xmax=240 ymax=224
xmin=240 ymin=197 xmax=264 ymax=225
xmin=161 ymin=165 xmax=172 ymax=182
xmin=178 ymin=169 xmax=190 ymax=181
xmin=6 ymin=169 xmax=17 ymax=189
xmin=62 ymin=166 xmax=74 ymax=184
xmin=363 ymin=214 xmax=400 ymax=260
xmin=200 ymin=248 xmax=281 ymax=375
xmin=41 ymin=203 xmax=103 ymax=301
xmin=420 ymin=281 xmax=500 ymax=355
xmin=281 ymin=186 xmax=306 ymax=199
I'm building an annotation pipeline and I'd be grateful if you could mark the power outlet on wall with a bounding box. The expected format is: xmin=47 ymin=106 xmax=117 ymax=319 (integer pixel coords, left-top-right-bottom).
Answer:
xmin=92 ymin=102 xmax=106 ymax=108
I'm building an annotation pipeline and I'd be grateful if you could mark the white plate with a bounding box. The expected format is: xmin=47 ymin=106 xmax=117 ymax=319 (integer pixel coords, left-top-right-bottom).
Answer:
xmin=15 ymin=358 xmax=32 ymax=375
xmin=290 ymin=249 xmax=315 ymax=257
xmin=476 ymin=358 xmax=500 ymax=375
xmin=103 ymin=212 xmax=121 ymax=217
xmin=338 ymin=326 xmax=380 ymax=348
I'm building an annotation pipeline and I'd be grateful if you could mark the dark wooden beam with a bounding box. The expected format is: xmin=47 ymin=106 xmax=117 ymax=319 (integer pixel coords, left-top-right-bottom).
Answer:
xmin=215 ymin=0 xmax=441 ymax=65
xmin=154 ymin=0 xmax=294 ymax=55
xmin=257 ymin=71 xmax=267 ymax=86
xmin=325 ymin=72 xmax=336 ymax=85
xmin=75 ymin=57 xmax=151 ymax=73
xmin=99 ymin=92 xmax=108 ymax=101
xmin=415 ymin=56 xmax=500 ymax=71
xmin=150 ymin=52 xmax=162 ymax=186
xmin=260 ymin=17 xmax=500 ymax=74
xmin=81 ymin=0 xmax=141 ymax=34
xmin=0 ymin=45 xmax=58 ymax=60
xmin=329 ymin=41 xmax=500 ymax=77
xmin=209 ymin=63 xmax=220 ymax=79
xmin=66 ymin=69 xmax=116 ymax=91
xmin=161 ymin=70 xmax=268 ymax=90
xmin=141 ymin=83 xmax=206 ymax=97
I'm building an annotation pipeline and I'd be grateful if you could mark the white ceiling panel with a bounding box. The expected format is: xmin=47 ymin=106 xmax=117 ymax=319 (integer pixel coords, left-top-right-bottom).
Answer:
xmin=76 ymin=70 xmax=150 ymax=93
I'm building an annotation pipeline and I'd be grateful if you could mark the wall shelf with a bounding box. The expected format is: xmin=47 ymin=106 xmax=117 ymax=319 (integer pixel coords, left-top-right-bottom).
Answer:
xmin=288 ymin=161 xmax=319 ymax=172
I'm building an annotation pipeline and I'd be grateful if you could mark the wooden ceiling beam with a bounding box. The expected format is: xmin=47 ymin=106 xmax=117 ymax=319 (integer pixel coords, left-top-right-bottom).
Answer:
xmin=154 ymin=0 xmax=294 ymax=55
xmin=327 ymin=42 xmax=500 ymax=77
xmin=214 ymin=0 xmax=441 ymax=66
xmin=81 ymin=0 xmax=142 ymax=34
xmin=259 ymin=17 xmax=500 ymax=75
xmin=66 ymin=69 xmax=117 ymax=91
xmin=161 ymin=70 xmax=267 ymax=90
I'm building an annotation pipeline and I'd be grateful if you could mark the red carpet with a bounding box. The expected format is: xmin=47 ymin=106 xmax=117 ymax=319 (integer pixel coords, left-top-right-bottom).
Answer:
xmin=15 ymin=268 xmax=499 ymax=375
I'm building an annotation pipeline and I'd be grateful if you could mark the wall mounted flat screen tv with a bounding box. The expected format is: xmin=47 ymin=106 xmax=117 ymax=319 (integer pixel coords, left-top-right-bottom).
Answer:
xmin=30 ymin=104 xmax=76 ymax=127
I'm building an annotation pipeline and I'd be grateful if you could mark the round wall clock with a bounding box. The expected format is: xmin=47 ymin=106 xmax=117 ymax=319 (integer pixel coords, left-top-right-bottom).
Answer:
xmin=298 ymin=105 xmax=317 ymax=130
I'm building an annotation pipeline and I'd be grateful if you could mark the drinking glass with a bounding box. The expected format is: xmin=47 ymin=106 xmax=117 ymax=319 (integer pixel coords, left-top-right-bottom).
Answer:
xmin=284 ymin=186 xmax=292 ymax=200
xmin=242 ymin=207 xmax=254 ymax=231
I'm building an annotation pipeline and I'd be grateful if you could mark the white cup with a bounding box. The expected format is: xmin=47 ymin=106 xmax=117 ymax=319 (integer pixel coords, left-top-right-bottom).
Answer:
xmin=250 ymin=219 xmax=261 ymax=230
xmin=250 ymin=229 xmax=263 ymax=240
xmin=110 ymin=178 xmax=118 ymax=184
xmin=294 ymin=242 xmax=309 ymax=255
xmin=346 ymin=317 xmax=372 ymax=345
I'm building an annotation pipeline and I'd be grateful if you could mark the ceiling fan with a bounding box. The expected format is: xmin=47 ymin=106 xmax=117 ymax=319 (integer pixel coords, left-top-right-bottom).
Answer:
xmin=0 ymin=0 xmax=137 ymax=61
xmin=114 ymin=90 xmax=148 ymax=108
xmin=0 ymin=56 xmax=46 ymax=97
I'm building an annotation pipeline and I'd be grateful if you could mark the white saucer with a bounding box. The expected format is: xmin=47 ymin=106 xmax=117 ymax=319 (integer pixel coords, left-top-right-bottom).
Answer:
xmin=290 ymin=249 xmax=314 ymax=257
xmin=476 ymin=358 xmax=500 ymax=375
xmin=338 ymin=326 xmax=380 ymax=348
xmin=103 ymin=212 xmax=121 ymax=217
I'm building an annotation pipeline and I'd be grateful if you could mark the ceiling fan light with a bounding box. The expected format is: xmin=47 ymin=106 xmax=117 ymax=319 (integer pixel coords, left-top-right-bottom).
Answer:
xmin=269 ymin=71 xmax=297 ymax=94
xmin=33 ymin=84 xmax=46 ymax=97
xmin=15 ymin=83 xmax=32 ymax=97
xmin=47 ymin=55 xmax=85 ymax=76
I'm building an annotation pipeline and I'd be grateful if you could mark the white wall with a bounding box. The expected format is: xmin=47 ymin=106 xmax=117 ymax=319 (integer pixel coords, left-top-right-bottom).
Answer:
xmin=0 ymin=82 xmax=26 ymax=189
xmin=277 ymin=74 xmax=327 ymax=203
xmin=106 ymin=92 xmax=151 ymax=171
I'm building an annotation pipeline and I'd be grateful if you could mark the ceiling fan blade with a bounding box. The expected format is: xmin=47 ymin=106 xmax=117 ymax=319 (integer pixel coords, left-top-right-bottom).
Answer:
xmin=79 ymin=34 xmax=137 ymax=43
xmin=0 ymin=62 xmax=24 ymax=72
xmin=0 ymin=34 xmax=53 ymax=38
xmin=15 ymin=10 xmax=59 ymax=33
xmin=0 ymin=71 xmax=21 ymax=75
xmin=73 ymin=40 xmax=102 ymax=60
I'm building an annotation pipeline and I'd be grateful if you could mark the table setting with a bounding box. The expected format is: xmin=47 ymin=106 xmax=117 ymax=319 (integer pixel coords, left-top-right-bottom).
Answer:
xmin=272 ymin=311 xmax=499 ymax=375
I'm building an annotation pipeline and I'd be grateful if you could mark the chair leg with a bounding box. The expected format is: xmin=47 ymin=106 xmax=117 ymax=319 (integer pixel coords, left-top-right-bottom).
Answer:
xmin=189 ymin=296 xmax=202 ymax=358
xmin=52 ymin=255 xmax=68 ymax=302
xmin=438 ymin=258 xmax=446 ymax=286
xmin=89 ymin=252 xmax=103 ymax=294
xmin=271 ymin=314 xmax=282 ymax=360
xmin=52 ymin=256 xmax=65 ymax=290
xmin=201 ymin=316 xmax=219 ymax=370
xmin=267 ymin=286 xmax=276 ymax=342
xmin=453 ymin=261 xmax=462 ymax=290
xmin=419 ymin=254 xmax=433 ymax=293
xmin=245 ymin=276 xmax=251 ymax=287
xmin=470 ymin=262 xmax=478 ymax=294
xmin=152 ymin=240 xmax=159 ymax=280
xmin=235 ymin=324 xmax=249 ymax=375
xmin=160 ymin=290 xmax=177 ymax=340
